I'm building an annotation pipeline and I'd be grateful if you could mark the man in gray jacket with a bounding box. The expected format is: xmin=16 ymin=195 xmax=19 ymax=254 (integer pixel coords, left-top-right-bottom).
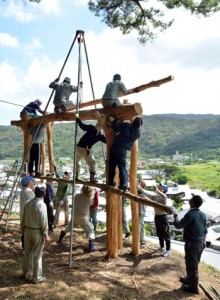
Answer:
xmin=21 ymin=186 xmax=49 ymax=284
xmin=57 ymin=185 xmax=96 ymax=251
xmin=102 ymin=74 xmax=128 ymax=108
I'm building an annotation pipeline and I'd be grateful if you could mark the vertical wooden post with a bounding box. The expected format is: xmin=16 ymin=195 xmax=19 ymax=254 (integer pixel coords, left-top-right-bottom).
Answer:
xmin=118 ymin=196 xmax=122 ymax=249
xmin=104 ymin=125 xmax=119 ymax=258
xmin=41 ymin=143 xmax=46 ymax=175
xmin=130 ymin=140 xmax=140 ymax=256
xmin=47 ymin=123 xmax=54 ymax=174
xmin=22 ymin=126 xmax=31 ymax=167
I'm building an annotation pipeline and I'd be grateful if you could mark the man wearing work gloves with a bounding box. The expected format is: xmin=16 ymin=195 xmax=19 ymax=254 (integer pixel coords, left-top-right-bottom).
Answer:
xmin=75 ymin=114 xmax=106 ymax=183
xmin=49 ymin=77 xmax=82 ymax=113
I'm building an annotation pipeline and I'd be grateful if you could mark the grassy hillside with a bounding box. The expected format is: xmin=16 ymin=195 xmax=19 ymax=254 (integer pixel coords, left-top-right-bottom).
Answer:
xmin=1 ymin=114 xmax=220 ymax=161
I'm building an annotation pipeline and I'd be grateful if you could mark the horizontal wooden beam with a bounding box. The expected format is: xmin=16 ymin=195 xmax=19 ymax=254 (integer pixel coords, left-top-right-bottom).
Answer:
xmin=37 ymin=176 xmax=173 ymax=214
xmin=11 ymin=103 xmax=143 ymax=127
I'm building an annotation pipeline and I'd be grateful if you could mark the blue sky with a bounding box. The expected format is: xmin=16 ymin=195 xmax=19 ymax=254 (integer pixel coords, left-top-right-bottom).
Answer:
xmin=1 ymin=0 xmax=220 ymax=125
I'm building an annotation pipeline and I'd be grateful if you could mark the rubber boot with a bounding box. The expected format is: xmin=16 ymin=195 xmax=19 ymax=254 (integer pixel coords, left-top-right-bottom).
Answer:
xmin=90 ymin=172 xmax=98 ymax=183
xmin=57 ymin=230 xmax=66 ymax=243
xmin=88 ymin=239 xmax=96 ymax=252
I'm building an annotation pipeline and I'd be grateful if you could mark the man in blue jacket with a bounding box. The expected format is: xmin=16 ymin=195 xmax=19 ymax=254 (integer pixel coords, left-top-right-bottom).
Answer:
xmin=108 ymin=117 xmax=143 ymax=191
xmin=20 ymin=99 xmax=43 ymax=118
xmin=173 ymin=194 xmax=207 ymax=295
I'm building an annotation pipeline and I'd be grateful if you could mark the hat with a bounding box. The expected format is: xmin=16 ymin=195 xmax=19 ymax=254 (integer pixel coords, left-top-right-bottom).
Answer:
xmin=21 ymin=176 xmax=33 ymax=187
xmin=113 ymin=74 xmax=121 ymax=81
xmin=64 ymin=171 xmax=70 ymax=177
xmin=35 ymin=99 xmax=42 ymax=106
xmin=82 ymin=185 xmax=94 ymax=197
xmin=63 ymin=77 xmax=71 ymax=84
xmin=191 ymin=194 xmax=203 ymax=208
xmin=159 ymin=183 xmax=168 ymax=194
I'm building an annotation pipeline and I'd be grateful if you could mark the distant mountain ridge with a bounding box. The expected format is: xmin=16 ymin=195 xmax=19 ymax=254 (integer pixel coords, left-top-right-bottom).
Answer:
xmin=1 ymin=114 xmax=220 ymax=160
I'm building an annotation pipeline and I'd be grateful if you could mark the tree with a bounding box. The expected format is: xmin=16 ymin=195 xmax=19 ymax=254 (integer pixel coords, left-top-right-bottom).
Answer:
xmin=88 ymin=0 xmax=220 ymax=44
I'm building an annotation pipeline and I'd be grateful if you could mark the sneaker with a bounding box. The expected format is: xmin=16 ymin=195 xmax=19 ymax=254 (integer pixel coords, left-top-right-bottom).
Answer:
xmin=32 ymin=276 xmax=47 ymax=284
xmin=124 ymin=233 xmax=131 ymax=240
xmin=162 ymin=250 xmax=171 ymax=257
xmin=155 ymin=247 xmax=165 ymax=253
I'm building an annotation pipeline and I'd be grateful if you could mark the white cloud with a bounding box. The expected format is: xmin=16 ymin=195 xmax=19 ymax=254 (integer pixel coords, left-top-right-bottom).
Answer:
xmin=2 ymin=0 xmax=36 ymax=23
xmin=38 ymin=0 xmax=61 ymax=15
xmin=0 ymin=32 xmax=19 ymax=47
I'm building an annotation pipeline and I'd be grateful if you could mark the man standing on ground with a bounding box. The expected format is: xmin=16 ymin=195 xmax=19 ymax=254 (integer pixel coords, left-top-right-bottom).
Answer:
xmin=21 ymin=186 xmax=49 ymax=284
xmin=53 ymin=165 xmax=70 ymax=227
xmin=173 ymin=194 xmax=207 ymax=295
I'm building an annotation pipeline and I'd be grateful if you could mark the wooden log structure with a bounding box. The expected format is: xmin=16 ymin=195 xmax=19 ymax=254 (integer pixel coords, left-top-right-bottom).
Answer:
xmin=10 ymin=75 xmax=174 ymax=258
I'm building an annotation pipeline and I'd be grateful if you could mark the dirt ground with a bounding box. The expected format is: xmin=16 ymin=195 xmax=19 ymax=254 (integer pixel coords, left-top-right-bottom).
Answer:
xmin=0 ymin=219 xmax=220 ymax=300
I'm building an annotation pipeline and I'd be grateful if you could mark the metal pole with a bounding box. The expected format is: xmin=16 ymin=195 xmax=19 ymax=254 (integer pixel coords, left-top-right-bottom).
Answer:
xmin=3 ymin=31 xmax=79 ymax=231
xmin=69 ymin=30 xmax=84 ymax=268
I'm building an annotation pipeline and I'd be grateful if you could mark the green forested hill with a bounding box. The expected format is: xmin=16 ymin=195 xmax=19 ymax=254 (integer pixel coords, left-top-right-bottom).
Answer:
xmin=1 ymin=114 xmax=220 ymax=161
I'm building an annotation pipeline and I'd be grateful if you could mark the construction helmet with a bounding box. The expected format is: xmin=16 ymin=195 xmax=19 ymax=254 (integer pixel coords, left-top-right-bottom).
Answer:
xmin=113 ymin=74 xmax=121 ymax=81
xmin=63 ymin=77 xmax=71 ymax=84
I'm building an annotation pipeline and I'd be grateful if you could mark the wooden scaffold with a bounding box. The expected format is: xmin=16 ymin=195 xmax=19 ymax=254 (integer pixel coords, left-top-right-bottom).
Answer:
xmin=10 ymin=75 xmax=174 ymax=259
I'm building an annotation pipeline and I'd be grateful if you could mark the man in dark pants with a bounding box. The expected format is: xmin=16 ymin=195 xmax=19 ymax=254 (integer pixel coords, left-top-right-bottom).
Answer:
xmin=44 ymin=175 xmax=55 ymax=232
xmin=173 ymin=194 xmax=207 ymax=295
xmin=108 ymin=117 xmax=143 ymax=191
xmin=28 ymin=123 xmax=47 ymax=176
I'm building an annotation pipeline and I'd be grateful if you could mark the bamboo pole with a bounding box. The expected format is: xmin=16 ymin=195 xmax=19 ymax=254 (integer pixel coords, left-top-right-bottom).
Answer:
xmin=199 ymin=282 xmax=219 ymax=300
xmin=130 ymin=140 xmax=140 ymax=256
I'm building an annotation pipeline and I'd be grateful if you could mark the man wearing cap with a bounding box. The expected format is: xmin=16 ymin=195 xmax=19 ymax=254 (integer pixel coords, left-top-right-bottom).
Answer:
xmin=49 ymin=76 xmax=82 ymax=113
xmin=20 ymin=99 xmax=44 ymax=118
xmin=21 ymin=186 xmax=49 ymax=284
xmin=138 ymin=181 xmax=171 ymax=257
xmin=20 ymin=176 xmax=35 ymax=226
xmin=57 ymin=185 xmax=96 ymax=252
xmin=53 ymin=164 xmax=70 ymax=227
xmin=102 ymin=74 xmax=128 ymax=108
xmin=75 ymin=116 xmax=106 ymax=183
xmin=173 ymin=194 xmax=207 ymax=295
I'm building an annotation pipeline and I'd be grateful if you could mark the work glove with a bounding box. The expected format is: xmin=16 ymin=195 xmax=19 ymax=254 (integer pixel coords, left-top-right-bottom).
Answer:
xmin=75 ymin=113 xmax=79 ymax=119
xmin=54 ymin=78 xmax=59 ymax=83
xmin=170 ymin=206 xmax=178 ymax=216
xmin=79 ymin=81 xmax=83 ymax=87
xmin=108 ymin=116 xmax=115 ymax=122
xmin=49 ymin=201 xmax=54 ymax=208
